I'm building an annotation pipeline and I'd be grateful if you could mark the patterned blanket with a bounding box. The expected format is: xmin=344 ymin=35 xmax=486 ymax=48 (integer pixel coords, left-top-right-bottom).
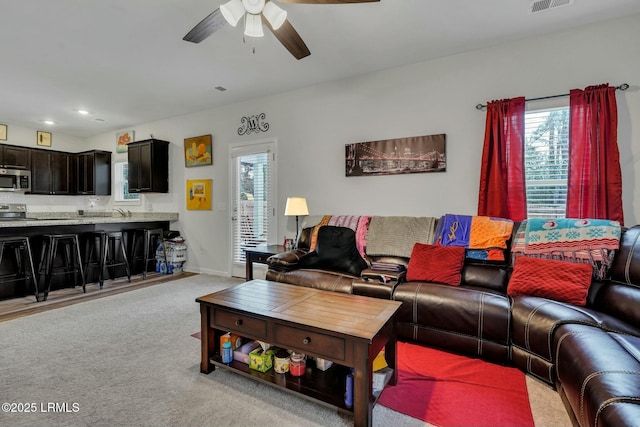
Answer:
xmin=511 ymin=218 xmax=621 ymax=279
xmin=435 ymin=214 xmax=514 ymax=261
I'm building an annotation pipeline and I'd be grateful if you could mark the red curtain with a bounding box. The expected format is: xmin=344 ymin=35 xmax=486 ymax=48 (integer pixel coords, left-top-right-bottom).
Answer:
xmin=477 ymin=97 xmax=527 ymax=221
xmin=566 ymin=84 xmax=623 ymax=224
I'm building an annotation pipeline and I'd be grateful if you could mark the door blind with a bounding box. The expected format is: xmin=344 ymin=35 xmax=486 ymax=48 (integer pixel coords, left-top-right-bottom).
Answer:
xmin=231 ymin=145 xmax=274 ymax=264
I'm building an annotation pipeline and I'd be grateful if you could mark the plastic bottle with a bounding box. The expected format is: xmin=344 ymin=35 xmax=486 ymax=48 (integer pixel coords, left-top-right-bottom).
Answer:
xmin=221 ymin=341 xmax=233 ymax=364
xmin=155 ymin=259 xmax=161 ymax=272
xmin=159 ymin=261 xmax=167 ymax=274
xmin=345 ymin=369 xmax=354 ymax=408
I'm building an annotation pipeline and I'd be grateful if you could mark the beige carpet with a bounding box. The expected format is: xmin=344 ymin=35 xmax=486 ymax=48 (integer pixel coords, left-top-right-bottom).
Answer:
xmin=0 ymin=273 xmax=570 ymax=427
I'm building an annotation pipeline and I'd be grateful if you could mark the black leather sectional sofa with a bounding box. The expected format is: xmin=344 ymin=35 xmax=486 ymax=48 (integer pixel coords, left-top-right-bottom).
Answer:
xmin=266 ymin=219 xmax=640 ymax=427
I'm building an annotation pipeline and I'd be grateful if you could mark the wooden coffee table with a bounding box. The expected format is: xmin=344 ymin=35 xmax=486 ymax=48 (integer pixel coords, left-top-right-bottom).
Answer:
xmin=196 ymin=279 xmax=401 ymax=427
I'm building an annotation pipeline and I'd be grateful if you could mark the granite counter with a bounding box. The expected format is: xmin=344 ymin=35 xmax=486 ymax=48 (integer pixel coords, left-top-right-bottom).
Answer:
xmin=0 ymin=212 xmax=178 ymax=228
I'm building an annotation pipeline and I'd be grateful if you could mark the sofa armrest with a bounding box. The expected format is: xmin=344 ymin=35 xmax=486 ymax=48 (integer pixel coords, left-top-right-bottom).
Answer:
xmin=352 ymin=269 xmax=406 ymax=300
xmin=360 ymin=268 xmax=406 ymax=284
xmin=266 ymin=249 xmax=310 ymax=271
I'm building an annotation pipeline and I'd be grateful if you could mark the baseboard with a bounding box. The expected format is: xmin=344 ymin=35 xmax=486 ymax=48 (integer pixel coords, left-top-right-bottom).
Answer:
xmin=184 ymin=266 xmax=230 ymax=277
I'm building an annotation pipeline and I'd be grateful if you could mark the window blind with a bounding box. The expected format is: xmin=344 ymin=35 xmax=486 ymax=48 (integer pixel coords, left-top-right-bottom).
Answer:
xmin=524 ymin=108 xmax=569 ymax=218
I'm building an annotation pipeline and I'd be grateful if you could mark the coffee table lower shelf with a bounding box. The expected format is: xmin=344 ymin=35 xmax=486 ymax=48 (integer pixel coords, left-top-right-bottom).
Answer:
xmin=209 ymin=355 xmax=391 ymax=415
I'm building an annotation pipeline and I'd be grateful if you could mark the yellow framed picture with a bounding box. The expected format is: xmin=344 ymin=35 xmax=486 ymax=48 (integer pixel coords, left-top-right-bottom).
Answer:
xmin=37 ymin=131 xmax=52 ymax=147
xmin=0 ymin=124 xmax=7 ymax=141
xmin=186 ymin=179 xmax=212 ymax=210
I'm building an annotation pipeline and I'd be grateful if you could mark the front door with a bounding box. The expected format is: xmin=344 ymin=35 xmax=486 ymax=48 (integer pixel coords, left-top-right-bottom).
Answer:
xmin=229 ymin=139 xmax=277 ymax=278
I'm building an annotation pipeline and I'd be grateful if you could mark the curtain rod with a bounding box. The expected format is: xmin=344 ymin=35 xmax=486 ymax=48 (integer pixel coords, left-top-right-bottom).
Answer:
xmin=475 ymin=83 xmax=629 ymax=110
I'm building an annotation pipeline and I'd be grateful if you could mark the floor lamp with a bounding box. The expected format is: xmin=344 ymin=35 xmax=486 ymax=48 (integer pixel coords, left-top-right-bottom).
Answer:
xmin=284 ymin=197 xmax=309 ymax=247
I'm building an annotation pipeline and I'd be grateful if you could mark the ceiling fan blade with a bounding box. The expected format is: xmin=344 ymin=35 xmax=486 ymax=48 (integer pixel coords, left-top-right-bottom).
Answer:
xmin=183 ymin=8 xmax=227 ymax=43
xmin=277 ymin=0 xmax=380 ymax=4
xmin=265 ymin=19 xmax=311 ymax=60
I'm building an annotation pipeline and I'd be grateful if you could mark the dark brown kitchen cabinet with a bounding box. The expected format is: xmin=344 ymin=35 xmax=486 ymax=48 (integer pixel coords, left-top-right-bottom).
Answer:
xmin=0 ymin=144 xmax=31 ymax=169
xmin=30 ymin=149 xmax=73 ymax=195
xmin=127 ymin=139 xmax=169 ymax=193
xmin=76 ymin=150 xmax=111 ymax=195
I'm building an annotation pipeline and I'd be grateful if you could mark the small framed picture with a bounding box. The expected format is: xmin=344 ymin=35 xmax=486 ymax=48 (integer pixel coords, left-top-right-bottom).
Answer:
xmin=116 ymin=130 xmax=135 ymax=153
xmin=37 ymin=131 xmax=52 ymax=147
xmin=184 ymin=134 xmax=213 ymax=167
xmin=0 ymin=124 xmax=7 ymax=141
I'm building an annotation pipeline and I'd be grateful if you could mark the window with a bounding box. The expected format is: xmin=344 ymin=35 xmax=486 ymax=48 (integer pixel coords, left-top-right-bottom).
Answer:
xmin=524 ymin=107 xmax=569 ymax=218
xmin=114 ymin=161 xmax=140 ymax=204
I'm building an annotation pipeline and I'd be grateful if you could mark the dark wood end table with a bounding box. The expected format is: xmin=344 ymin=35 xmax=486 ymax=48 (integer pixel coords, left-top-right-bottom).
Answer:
xmin=244 ymin=244 xmax=285 ymax=280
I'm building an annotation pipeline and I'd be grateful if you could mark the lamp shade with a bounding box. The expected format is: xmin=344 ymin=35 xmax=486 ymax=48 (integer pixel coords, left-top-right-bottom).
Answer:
xmin=284 ymin=197 xmax=309 ymax=216
xmin=220 ymin=0 xmax=245 ymax=27
xmin=244 ymin=13 xmax=264 ymax=38
xmin=263 ymin=1 xmax=287 ymax=30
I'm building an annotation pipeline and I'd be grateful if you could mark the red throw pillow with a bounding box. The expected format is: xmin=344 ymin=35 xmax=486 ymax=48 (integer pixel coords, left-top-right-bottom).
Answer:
xmin=507 ymin=257 xmax=593 ymax=306
xmin=406 ymin=243 xmax=466 ymax=286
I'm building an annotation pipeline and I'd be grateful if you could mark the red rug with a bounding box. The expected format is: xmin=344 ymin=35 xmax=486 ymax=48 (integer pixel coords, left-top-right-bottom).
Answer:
xmin=378 ymin=342 xmax=534 ymax=427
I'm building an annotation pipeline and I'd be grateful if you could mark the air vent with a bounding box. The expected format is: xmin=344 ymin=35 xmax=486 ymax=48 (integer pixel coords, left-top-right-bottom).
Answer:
xmin=530 ymin=0 xmax=573 ymax=13
xmin=214 ymin=86 xmax=227 ymax=92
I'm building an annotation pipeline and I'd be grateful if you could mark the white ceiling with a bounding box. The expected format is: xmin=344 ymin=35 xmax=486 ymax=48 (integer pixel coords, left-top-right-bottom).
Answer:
xmin=1 ymin=0 xmax=640 ymax=138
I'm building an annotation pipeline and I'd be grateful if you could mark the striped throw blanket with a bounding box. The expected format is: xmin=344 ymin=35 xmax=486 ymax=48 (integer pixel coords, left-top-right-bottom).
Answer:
xmin=511 ymin=218 xmax=621 ymax=279
xmin=435 ymin=214 xmax=514 ymax=261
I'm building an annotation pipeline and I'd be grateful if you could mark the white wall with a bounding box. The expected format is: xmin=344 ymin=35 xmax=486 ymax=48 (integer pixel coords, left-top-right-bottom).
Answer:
xmin=81 ymin=14 xmax=640 ymax=275
xmin=0 ymin=123 xmax=89 ymax=211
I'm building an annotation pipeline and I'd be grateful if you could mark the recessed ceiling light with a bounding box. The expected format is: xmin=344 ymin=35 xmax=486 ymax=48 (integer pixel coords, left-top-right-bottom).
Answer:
xmin=214 ymin=86 xmax=227 ymax=92
xmin=43 ymin=120 xmax=55 ymax=125
xmin=77 ymin=110 xmax=90 ymax=115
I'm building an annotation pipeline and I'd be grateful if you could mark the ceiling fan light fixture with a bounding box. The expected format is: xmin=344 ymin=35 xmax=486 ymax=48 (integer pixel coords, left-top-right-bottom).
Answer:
xmin=243 ymin=0 xmax=265 ymax=15
xmin=220 ymin=0 xmax=245 ymax=27
xmin=244 ymin=13 xmax=264 ymax=38
xmin=263 ymin=1 xmax=287 ymax=30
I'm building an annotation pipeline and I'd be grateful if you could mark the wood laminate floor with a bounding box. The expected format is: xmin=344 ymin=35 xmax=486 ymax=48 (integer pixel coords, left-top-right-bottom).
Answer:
xmin=0 ymin=271 xmax=196 ymax=323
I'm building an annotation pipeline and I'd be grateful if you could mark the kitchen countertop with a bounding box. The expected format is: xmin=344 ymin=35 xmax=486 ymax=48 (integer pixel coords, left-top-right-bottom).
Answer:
xmin=0 ymin=212 xmax=179 ymax=228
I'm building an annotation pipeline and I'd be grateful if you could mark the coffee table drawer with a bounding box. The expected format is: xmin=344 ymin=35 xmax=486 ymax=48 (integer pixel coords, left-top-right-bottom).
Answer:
xmin=274 ymin=324 xmax=345 ymax=361
xmin=212 ymin=308 xmax=267 ymax=340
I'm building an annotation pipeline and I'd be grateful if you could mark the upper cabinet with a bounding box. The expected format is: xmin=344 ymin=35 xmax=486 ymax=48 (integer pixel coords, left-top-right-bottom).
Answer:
xmin=30 ymin=149 xmax=73 ymax=195
xmin=128 ymin=139 xmax=169 ymax=193
xmin=76 ymin=150 xmax=111 ymax=195
xmin=0 ymin=144 xmax=31 ymax=169
xmin=6 ymin=143 xmax=113 ymax=196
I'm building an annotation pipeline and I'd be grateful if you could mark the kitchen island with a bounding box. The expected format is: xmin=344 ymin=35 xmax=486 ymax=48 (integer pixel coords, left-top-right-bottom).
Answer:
xmin=0 ymin=212 xmax=179 ymax=300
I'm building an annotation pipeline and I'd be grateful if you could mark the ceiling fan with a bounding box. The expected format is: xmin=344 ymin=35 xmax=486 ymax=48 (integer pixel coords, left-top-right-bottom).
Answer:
xmin=183 ymin=0 xmax=380 ymax=60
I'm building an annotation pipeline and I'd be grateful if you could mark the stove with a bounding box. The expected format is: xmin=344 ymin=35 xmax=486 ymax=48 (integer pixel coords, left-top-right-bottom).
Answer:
xmin=0 ymin=203 xmax=29 ymax=221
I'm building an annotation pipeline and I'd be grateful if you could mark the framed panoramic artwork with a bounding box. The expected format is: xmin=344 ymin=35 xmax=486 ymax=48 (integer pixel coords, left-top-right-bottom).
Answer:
xmin=37 ymin=131 xmax=52 ymax=147
xmin=186 ymin=179 xmax=212 ymax=210
xmin=184 ymin=134 xmax=213 ymax=167
xmin=0 ymin=124 xmax=6 ymax=140
xmin=116 ymin=130 xmax=135 ymax=153
xmin=345 ymin=133 xmax=446 ymax=177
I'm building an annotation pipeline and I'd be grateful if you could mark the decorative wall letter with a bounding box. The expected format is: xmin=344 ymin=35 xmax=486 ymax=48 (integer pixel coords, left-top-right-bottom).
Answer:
xmin=238 ymin=113 xmax=269 ymax=135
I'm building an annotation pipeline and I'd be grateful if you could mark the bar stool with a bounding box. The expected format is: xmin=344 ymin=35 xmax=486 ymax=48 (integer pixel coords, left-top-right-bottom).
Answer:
xmin=130 ymin=228 xmax=166 ymax=279
xmin=84 ymin=231 xmax=131 ymax=288
xmin=0 ymin=237 xmax=39 ymax=301
xmin=38 ymin=234 xmax=85 ymax=301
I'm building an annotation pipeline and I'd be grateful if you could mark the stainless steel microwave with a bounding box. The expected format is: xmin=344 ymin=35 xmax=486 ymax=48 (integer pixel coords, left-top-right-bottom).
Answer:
xmin=0 ymin=168 xmax=31 ymax=192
